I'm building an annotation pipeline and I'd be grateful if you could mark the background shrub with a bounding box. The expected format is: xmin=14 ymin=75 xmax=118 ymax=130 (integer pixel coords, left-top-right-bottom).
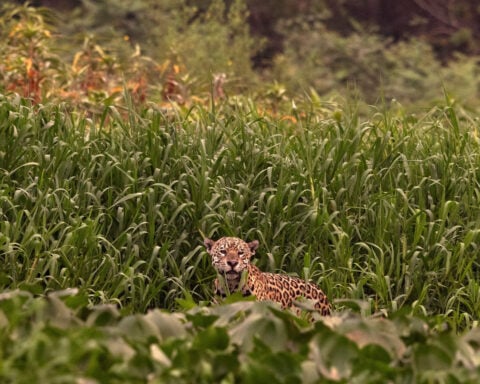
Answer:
xmin=272 ymin=17 xmax=480 ymax=110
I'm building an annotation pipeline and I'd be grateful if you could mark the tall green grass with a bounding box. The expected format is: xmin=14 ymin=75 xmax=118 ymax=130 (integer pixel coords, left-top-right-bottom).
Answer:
xmin=1 ymin=93 xmax=479 ymax=327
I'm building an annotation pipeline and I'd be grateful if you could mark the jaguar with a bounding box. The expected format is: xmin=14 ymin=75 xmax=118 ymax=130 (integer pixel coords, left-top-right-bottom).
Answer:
xmin=204 ymin=236 xmax=331 ymax=316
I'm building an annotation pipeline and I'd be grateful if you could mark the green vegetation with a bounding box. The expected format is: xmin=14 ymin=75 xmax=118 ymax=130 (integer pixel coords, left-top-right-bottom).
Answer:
xmin=2 ymin=290 xmax=480 ymax=383
xmin=1 ymin=91 xmax=480 ymax=381
xmin=1 ymin=2 xmax=480 ymax=383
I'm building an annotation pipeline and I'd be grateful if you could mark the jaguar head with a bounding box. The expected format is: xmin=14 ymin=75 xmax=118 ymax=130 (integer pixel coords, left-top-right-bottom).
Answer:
xmin=204 ymin=237 xmax=259 ymax=280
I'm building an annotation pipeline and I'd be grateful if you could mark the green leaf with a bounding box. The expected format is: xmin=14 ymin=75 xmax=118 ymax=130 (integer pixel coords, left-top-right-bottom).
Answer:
xmin=194 ymin=327 xmax=229 ymax=351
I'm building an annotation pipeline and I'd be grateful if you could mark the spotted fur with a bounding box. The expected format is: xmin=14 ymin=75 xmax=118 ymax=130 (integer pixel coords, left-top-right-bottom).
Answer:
xmin=204 ymin=237 xmax=331 ymax=316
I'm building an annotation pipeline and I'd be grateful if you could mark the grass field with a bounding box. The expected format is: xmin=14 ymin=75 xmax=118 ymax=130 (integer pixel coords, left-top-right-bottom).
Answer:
xmin=1 ymin=92 xmax=480 ymax=382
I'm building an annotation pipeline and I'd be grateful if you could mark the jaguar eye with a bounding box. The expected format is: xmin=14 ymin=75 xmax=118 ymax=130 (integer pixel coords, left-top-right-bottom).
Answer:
xmin=238 ymin=251 xmax=244 ymax=256
xmin=220 ymin=250 xmax=227 ymax=256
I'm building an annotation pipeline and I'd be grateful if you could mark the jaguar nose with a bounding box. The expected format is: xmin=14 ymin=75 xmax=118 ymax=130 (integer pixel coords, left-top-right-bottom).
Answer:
xmin=227 ymin=260 xmax=238 ymax=269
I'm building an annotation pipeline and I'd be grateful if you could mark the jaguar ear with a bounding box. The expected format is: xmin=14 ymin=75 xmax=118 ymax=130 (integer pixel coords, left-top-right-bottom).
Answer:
xmin=247 ymin=240 xmax=259 ymax=254
xmin=204 ymin=238 xmax=215 ymax=254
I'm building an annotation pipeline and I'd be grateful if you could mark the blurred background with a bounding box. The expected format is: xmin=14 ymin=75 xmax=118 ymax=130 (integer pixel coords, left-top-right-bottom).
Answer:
xmin=11 ymin=0 xmax=480 ymax=61
xmin=2 ymin=0 xmax=480 ymax=110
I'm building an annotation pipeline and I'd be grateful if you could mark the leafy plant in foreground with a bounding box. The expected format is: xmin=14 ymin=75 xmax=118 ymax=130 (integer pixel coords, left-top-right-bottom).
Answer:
xmin=1 ymin=290 xmax=480 ymax=383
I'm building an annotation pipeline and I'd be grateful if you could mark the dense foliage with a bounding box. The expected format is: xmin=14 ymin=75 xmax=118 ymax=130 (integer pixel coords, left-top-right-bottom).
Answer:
xmin=1 ymin=3 xmax=480 ymax=383
xmin=1 ymin=93 xmax=480 ymax=323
